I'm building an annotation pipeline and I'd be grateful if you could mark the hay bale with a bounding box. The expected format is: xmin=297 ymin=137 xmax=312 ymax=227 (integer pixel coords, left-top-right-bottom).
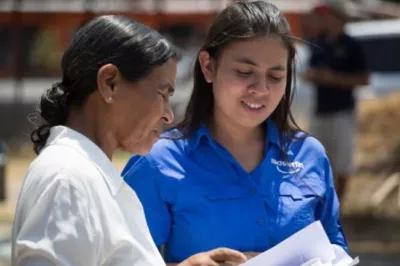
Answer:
xmin=357 ymin=91 xmax=400 ymax=174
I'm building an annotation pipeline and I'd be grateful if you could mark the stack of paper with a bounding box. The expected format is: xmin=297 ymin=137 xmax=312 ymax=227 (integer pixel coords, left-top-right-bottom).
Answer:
xmin=240 ymin=221 xmax=359 ymax=266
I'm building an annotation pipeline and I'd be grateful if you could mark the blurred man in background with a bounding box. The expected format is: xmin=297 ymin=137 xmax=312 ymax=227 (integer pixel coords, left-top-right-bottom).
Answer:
xmin=304 ymin=0 xmax=370 ymax=202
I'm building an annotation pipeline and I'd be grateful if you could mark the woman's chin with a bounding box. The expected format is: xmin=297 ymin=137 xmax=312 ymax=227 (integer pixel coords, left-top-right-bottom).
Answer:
xmin=119 ymin=131 xmax=160 ymax=155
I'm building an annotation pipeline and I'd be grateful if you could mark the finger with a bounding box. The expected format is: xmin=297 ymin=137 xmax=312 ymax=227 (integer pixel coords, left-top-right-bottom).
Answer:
xmin=244 ymin=252 xmax=258 ymax=259
xmin=206 ymin=260 xmax=219 ymax=266
xmin=198 ymin=257 xmax=219 ymax=266
xmin=179 ymin=255 xmax=219 ymax=266
xmin=208 ymin=248 xmax=247 ymax=264
xmin=219 ymin=262 xmax=243 ymax=266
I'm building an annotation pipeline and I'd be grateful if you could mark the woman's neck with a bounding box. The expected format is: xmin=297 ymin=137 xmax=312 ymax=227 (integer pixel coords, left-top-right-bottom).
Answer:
xmin=210 ymin=116 xmax=266 ymax=172
xmin=66 ymin=107 xmax=117 ymax=160
xmin=210 ymin=119 xmax=264 ymax=148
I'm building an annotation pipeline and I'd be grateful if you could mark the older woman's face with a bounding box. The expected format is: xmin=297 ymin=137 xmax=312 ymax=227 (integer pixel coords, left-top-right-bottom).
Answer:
xmin=107 ymin=59 xmax=176 ymax=154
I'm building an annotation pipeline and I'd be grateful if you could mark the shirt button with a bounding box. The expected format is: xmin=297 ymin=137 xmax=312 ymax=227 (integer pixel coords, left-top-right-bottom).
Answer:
xmin=249 ymin=187 xmax=256 ymax=195
xmin=257 ymin=219 xmax=265 ymax=226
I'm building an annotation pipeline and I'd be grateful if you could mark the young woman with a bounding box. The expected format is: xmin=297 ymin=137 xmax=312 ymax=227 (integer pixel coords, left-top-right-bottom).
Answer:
xmin=11 ymin=15 xmax=247 ymax=266
xmin=122 ymin=1 xmax=348 ymax=264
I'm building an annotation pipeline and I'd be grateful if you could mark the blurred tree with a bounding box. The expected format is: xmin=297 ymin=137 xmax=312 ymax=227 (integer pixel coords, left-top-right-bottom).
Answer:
xmin=29 ymin=27 xmax=63 ymax=72
xmin=383 ymin=0 xmax=400 ymax=3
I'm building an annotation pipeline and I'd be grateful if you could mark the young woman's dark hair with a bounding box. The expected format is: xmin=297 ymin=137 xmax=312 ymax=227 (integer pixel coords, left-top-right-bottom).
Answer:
xmin=176 ymin=0 xmax=303 ymax=153
xmin=31 ymin=15 xmax=177 ymax=154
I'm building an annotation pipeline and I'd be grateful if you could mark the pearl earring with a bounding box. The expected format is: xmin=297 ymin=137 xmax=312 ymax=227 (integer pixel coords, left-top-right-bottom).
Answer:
xmin=107 ymin=97 xmax=113 ymax=103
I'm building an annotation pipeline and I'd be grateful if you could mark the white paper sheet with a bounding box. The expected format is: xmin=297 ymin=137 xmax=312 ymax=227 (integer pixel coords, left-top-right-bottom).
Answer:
xmin=240 ymin=221 xmax=336 ymax=266
xmin=331 ymin=244 xmax=360 ymax=266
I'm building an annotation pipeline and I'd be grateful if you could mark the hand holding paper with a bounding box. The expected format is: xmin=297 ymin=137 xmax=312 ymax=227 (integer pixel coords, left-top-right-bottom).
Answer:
xmin=240 ymin=221 xmax=359 ymax=266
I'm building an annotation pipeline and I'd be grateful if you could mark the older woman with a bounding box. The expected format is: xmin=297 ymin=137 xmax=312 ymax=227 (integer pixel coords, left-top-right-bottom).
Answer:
xmin=11 ymin=15 xmax=246 ymax=266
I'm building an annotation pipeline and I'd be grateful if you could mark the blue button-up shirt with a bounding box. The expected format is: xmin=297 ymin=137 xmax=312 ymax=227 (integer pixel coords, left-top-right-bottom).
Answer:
xmin=122 ymin=120 xmax=348 ymax=263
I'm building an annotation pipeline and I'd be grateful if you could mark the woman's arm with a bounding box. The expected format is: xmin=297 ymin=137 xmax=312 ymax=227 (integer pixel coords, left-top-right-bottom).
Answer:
xmin=315 ymin=155 xmax=349 ymax=252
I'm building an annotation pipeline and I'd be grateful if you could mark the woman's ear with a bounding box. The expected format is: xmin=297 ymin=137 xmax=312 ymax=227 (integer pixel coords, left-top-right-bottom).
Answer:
xmin=97 ymin=64 xmax=119 ymax=103
xmin=198 ymin=50 xmax=216 ymax=83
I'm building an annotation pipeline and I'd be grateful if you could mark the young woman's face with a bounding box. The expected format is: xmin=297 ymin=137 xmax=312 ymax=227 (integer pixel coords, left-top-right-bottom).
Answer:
xmin=200 ymin=36 xmax=288 ymax=130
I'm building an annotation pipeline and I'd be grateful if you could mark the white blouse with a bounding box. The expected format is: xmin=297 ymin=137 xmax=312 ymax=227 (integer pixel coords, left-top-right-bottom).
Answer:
xmin=11 ymin=126 xmax=165 ymax=266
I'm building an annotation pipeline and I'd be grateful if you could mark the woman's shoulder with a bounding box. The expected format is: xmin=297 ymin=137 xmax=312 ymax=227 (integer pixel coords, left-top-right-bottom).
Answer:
xmin=289 ymin=131 xmax=328 ymax=159
xmin=30 ymin=145 xmax=84 ymax=175
xmin=25 ymin=145 xmax=99 ymax=193
xmin=285 ymin=132 xmax=332 ymax=192
xmin=268 ymin=121 xmax=327 ymax=159
xmin=18 ymin=147 xmax=87 ymax=208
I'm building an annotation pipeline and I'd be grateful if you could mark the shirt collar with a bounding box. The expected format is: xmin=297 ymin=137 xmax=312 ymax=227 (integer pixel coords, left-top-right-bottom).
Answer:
xmin=187 ymin=119 xmax=281 ymax=153
xmin=187 ymin=124 xmax=210 ymax=153
xmin=45 ymin=126 xmax=123 ymax=196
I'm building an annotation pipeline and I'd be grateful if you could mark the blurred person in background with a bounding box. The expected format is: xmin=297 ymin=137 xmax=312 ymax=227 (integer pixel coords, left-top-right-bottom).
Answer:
xmin=304 ymin=0 xmax=370 ymax=202
xmin=122 ymin=1 xmax=348 ymax=264
xmin=11 ymin=15 xmax=247 ymax=266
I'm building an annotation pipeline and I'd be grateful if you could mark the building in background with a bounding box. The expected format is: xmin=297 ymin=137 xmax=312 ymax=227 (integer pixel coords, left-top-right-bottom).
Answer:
xmin=0 ymin=0 xmax=399 ymax=141
xmin=0 ymin=0 xmax=397 ymax=80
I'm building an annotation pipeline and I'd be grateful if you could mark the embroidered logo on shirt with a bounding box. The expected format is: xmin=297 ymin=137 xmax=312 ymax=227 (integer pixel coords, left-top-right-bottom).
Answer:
xmin=271 ymin=158 xmax=304 ymax=174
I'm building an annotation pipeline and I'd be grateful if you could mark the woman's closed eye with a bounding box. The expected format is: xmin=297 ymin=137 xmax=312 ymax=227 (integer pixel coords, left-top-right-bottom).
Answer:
xmin=269 ymin=75 xmax=284 ymax=82
xmin=236 ymin=69 xmax=253 ymax=77
xmin=158 ymin=84 xmax=175 ymax=99
xmin=158 ymin=92 xmax=170 ymax=99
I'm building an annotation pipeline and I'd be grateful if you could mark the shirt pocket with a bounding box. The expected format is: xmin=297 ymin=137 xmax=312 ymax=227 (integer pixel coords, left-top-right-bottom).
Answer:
xmin=202 ymin=189 xmax=252 ymax=245
xmin=204 ymin=188 xmax=250 ymax=217
xmin=174 ymin=185 xmax=249 ymax=220
xmin=265 ymin=184 xmax=322 ymax=238
xmin=174 ymin=188 xmax=250 ymax=249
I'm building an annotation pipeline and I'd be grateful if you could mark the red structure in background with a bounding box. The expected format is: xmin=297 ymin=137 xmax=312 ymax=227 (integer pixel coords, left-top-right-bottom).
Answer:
xmin=0 ymin=0 xmax=310 ymax=112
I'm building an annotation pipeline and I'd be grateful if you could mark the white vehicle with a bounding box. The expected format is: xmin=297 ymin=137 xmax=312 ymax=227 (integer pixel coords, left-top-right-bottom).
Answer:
xmin=345 ymin=18 xmax=400 ymax=96
xmin=297 ymin=18 xmax=400 ymax=98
